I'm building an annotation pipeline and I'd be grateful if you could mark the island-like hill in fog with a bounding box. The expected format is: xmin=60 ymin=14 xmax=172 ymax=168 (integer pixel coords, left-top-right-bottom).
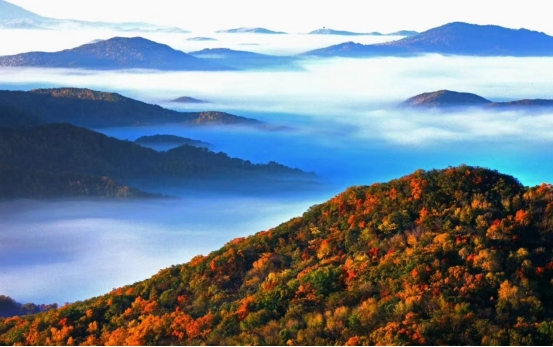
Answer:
xmin=0 ymin=122 xmax=311 ymax=199
xmin=305 ymin=22 xmax=553 ymax=57
xmin=402 ymin=90 xmax=553 ymax=110
xmin=170 ymin=96 xmax=208 ymax=104
xmin=134 ymin=134 xmax=212 ymax=148
xmin=402 ymin=90 xmax=491 ymax=107
xmin=0 ymin=88 xmax=261 ymax=128
xmin=0 ymin=37 xmax=231 ymax=71
xmin=3 ymin=165 xmax=553 ymax=345
xmin=216 ymin=27 xmax=287 ymax=34
xmin=0 ymin=0 xmax=187 ymax=32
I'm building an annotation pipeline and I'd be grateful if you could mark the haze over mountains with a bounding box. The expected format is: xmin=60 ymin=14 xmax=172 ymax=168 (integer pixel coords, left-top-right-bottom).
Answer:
xmin=305 ymin=22 xmax=553 ymax=57
xmin=0 ymin=0 xmax=187 ymax=32
xmin=188 ymin=48 xmax=301 ymax=70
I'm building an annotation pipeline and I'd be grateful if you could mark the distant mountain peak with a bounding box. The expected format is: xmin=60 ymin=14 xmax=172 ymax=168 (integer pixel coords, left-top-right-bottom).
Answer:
xmin=0 ymin=0 xmax=44 ymax=21
xmin=215 ymin=27 xmax=287 ymax=34
xmin=307 ymin=28 xmax=368 ymax=36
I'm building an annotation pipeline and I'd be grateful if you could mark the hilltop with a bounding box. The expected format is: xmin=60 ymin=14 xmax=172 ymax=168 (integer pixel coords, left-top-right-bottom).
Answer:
xmin=3 ymin=165 xmax=553 ymax=344
xmin=0 ymin=88 xmax=261 ymax=128
xmin=305 ymin=22 xmax=553 ymax=57
xmin=0 ymin=37 xmax=230 ymax=71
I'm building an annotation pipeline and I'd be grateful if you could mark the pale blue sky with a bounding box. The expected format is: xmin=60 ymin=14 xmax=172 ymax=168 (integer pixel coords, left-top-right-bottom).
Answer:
xmin=7 ymin=0 xmax=553 ymax=35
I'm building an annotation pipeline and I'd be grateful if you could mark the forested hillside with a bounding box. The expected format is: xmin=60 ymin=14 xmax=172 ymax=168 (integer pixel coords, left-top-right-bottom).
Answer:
xmin=2 ymin=165 xmax=553 ymax=345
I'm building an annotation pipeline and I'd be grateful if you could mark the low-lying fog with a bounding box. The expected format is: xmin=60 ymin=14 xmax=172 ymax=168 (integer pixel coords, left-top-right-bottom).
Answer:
xmin=2 ymin=28 xmax=553 ymax=305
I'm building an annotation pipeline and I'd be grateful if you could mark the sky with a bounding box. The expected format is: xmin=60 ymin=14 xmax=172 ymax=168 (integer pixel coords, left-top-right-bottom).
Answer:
xmin=7 ymin=0 xmax=553 ymax=35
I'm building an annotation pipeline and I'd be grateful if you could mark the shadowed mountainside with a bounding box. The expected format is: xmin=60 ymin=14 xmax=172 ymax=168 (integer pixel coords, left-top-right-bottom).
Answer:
xmin=0 ymin=122 xmax=312 ymax=198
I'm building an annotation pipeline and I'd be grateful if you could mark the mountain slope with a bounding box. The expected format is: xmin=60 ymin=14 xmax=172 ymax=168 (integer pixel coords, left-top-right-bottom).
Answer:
xmin=0 ymin=37 xmax=231 ymax=71
xmin=304 ymin=22 xmax=553 ymax=57
xmin=3 ymin=165 xmax=553 ymax=345
xmin=0 ymin=88 xmax=261 ymax=128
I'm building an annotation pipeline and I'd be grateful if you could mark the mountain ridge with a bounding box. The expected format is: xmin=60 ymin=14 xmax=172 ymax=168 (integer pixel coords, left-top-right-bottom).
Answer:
xmin=0 ymin=87 xmax=262 ymax=128
xmin=304 ymin=22 xmax=553 ymax=57
xmin=0 ymin=37 xmax=231 ymax=71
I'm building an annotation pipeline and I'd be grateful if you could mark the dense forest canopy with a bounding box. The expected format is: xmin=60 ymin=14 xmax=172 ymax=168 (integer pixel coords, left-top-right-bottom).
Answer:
xmin=2 ymin=165 xmax=553 ymax=345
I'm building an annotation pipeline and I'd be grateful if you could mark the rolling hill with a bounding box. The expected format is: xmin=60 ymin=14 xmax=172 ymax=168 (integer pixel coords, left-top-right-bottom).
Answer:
xmin=304 ymin=22 xmax=553 ymax=57
xmin=0 ymin=88 xmax=261 ymax=128
xmin=0 ymin=37 xmax=231 ymax=71
xmin=2 ymin=165 xmax=553 ymax=345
